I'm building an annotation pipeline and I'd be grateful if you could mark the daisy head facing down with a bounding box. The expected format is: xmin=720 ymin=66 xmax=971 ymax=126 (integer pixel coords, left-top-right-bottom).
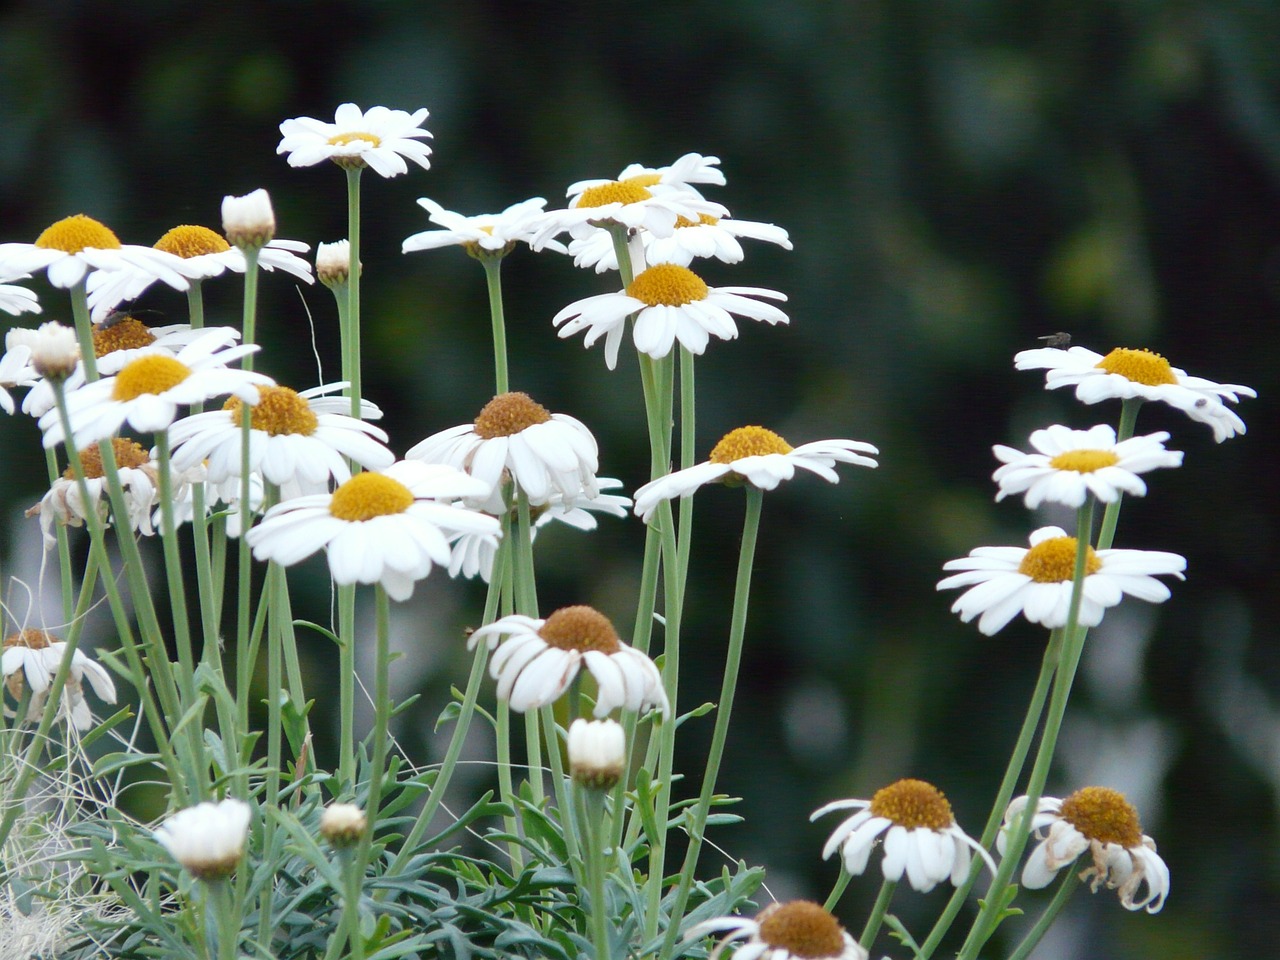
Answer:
xmin=687 ymin=900 xmax=866 ymax=960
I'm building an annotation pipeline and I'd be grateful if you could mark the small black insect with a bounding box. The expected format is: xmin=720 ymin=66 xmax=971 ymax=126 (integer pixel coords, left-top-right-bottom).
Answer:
xmin=1037 ymin=332 xmax=1072 ymax=349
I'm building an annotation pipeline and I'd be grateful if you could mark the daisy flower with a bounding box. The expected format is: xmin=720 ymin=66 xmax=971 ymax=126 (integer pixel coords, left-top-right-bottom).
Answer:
xmin=567 ymin=212 xmax=792 ymax=273
xmin=86 ymin=223 xmax=313 ymax=320
xmin=992 ymin=424 xmax=1183 ymax=509
xmin=37 ymin=327 xmax=269 ymax=450
xmin=687 ymin=900 xmax=866 ymax=960
xmin=402 ymin=197 xmax=564 ymax=258
xmin=0 ymin=214 xmax=197 ymax=293
xmin=567 ymin=153 xmax=727 ymax=201
xmin=3 ymin=628 xmax=117 ymax=731
xmin=999 ymin=786 xmax=1169 ymax=912
xmin=552 ymin=263 xmax=789 ymax=369
xmin=406 ymin=391 xmax=600 ymax=503
xmin=168 ymin=383 xmax=392 ymax=498
xmin=1014 ymin=345 xmax=1256 ymax=442
xmin=633 ymin=425 xmax=878 ymax=523
xmin=0 ymin=337 xmax=35 ymax=414
xmin=0 ymin=276 xmax=40 ymax=316
xmin=154 ymin=798 xmax=252 ymax=881
xmin=277 ymin=103 xmax=432 ymax=177
xmin=937 ymin=525 xmax=1186 ymax=636
xmin=812 ymin=779 xmax=995 ymax=893
xmin=468 ymin=605 xmax=669 ymax=718
xmin=245 ymin=460 xmax=499 ymax=601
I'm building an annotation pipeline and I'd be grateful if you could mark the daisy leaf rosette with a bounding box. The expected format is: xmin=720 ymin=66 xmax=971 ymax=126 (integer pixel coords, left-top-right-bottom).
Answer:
xmin=277 ymin=103 xmax=432 ymax=177
xmin=992 ymin=423 xmax=1183 ymax=509
xmin=245 ymin=460 xmax=500 ymax=602
xmin=937 ymin=525 xmax=1187 ymax=636
xmin=1014 ymin=345 xmax=1256 ymax=442
xmin=633 ymin=425 xmax=878 ymax=523
xmin=553 ymin=263 xmax=789 ymax=370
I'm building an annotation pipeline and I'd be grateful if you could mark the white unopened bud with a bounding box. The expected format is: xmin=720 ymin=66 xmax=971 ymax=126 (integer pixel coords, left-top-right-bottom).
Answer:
xmin=568 ymin=718 xmax=626 ymax=790
xmin=319 ymin=802 xmax=367 ymax=847
xmin=9 ymin=321 xmax=80 ymax=380
xmin=153 ymin=798 xmax=252 ymax=880
xmin=316 ymin=240 xmax=358 ymax=287
xmin=221 ymin=189 xmax=275 ymax=249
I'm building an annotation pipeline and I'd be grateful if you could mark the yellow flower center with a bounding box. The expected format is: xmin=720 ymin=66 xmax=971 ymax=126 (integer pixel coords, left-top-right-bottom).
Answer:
xmin=867 ymin=778 xmax=955 ymax=830
xmin=538 ymin=605 xmax=623 ymax=654
xmin=328 ymin=131 xmax=382 ymax=148
xmin=473 ymin=391 xmax=552 ymax=439
xmin=328 ymin=473 xmax=414 ymax=522
xmin=111 ymin=355 xmax=192 ymax=401
xmin=65 ymin=438 xmax=150 ymax=480
xmin=34 ymin=214 xmax=121 ymax=252
xmin=709 ymin=426 xmax=793 ymax=464
xmin=626 ymin=263 xmax=710 ymax=307
xmin=755 ymin=901 xmax=847 ymax=959
xmin=224 ymin=385 xmax=318 ymax=437
xmin=575 ymin=181 xmax=654 ymax=209
xmin=1059 ymin=786 xmax=1143 ymax=848
xmin=154 ymin=224 xmax=231 ymax=258
xmin=1095 ymin=348 xmax=1177 ymax=386
xmin=3 ymin=628 xmax=57 ymax=651
xmin=1047 ymin=449 xmax=1120 ymax=473
xmin=623 ymin=173 xmax=663 ymax=188
xmin=674 ymin=213 xmax=721 ymax=228
xmin=93 ymin=316 xmax=157 ymax=357
xmin=1017 ymin=536 xmax=1102 ymax=582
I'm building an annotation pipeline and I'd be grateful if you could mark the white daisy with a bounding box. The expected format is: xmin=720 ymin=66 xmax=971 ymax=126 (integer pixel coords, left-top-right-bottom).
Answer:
xmin=245 ymin=460 xmax=499 ymax=601
xmin=277 ymin=103 xmax=432 ymax=177
xmin=992 ymin=424 xmax=1183 ymax=509
xmin=633 ymin=425 xmax=878 ymax=523
xmin=687 ymin=901 xmax=866 ymax=960
xmin=0 ymin=214 xmax=194 ymax=291
xmin=999 ymin=786 xmax=1169 ymax=913
xmin=813 ymin=779 xmax=995 ymax=893
xmin=937 ymin=525 xmax=1187 ymax=636
xmin=567 ymin=212 xmax=792 ymax=273
xmin=1014 ymin=345 xmax=1256 ymax=442
xmin=0 ymin=277 xmax=40 ymax=316
xmin=0 ymin=337 xmax=35 ymax=414
xmin=37 ymin=328 xmax=269 ymax=450
xmin=468 ymin=606 xmax=669 ymax=718
xmin=168 ymin=382 xmax=392 ymax=498
xmin=567 ymin=153 xmax=727 ymax=201
xmin=154 ymin=798 xmax=252 ymax=881
xmin=567 ymin=718 xmax=626 ymax=790
xmin=552 ymin=263 xmax=788 ymax=369
xmin=406 ymin=391 xmax=600 ymax=503
xmin=402 ymin=197 xmax=564 ymax=257
xmin=86 ymin=223 xmax=313 ymax=320
xmin=3 ymin=628 xmax=117 ymax=731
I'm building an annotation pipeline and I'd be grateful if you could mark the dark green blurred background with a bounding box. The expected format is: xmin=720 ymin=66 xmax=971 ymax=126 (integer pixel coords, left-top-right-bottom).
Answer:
xmin=2 ymin=3 xmax=1277 ymax=958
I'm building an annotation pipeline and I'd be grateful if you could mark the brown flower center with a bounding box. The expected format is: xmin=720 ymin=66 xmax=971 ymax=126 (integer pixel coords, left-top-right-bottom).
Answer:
xmin=1048 ymin=450 xmax=1120 ymax=473
xmin=709 ymin=426 xmax=793 ymax=464
xmin=1095 ymin=348 xmax=1177 ymax=387
xmin=93 ymin=316 xmax=158 ymax=357
xmin=154 ymin=224 xmax=230 ymax=258
xmin=575 ymin=181 xmax=653 ymax=208
xmin=626 ymin=263 xmax=710 ymax=307
xmin=224 ymin=385 xmax=318 ymax=437
xmin=538 ymin=606 xmax=622 ymax=654
xmin=328 ymin=473 xmax=414 ymax=521
xmin=1017 ymin=536 xmax=1102 ymax=583
xmin=3 ymin=628 xmax=57 ymax=651
xmin=756 ymin=901 xmax=847 ymax=959
xmin=473 ymin=391 xmax=551 ymax=439
xmin=1059 ymin=786 xmax=1143 ymax=848
xmin=34 ymin=214 xmax=121 ymax=252
xmin=868 ymin=778 xmax=955 ymax=830
xmin=65 ymin=438 xmax=150 ymax=480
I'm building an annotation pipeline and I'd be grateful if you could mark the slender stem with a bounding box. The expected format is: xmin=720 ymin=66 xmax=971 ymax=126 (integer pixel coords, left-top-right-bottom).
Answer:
xmin=345 ymin=166 xmax=364 ymax=419
xmin=338 ymin=848 xmax=366 ymax=960
xmin=1095 ymin=398 xmax=1143 ymax=551
xmin=580 ymin=785 xmax=611 ymax=960
xmin=352 ymin=587 xmax=392 ymax=881
xmin=481 ymin=256 xmax=510 ymax=394
xmin=43 ymin=446 xmax=75 ymax=622
xmin=1006 ymin=870 xmax=1079 ymax=960
xmin=235 ymin=246 xmax=261 ymax=786
xmin=822 ymin=867 xmax=853 ymax=912
xmin=495 ymin=700 xmax=523 ymax=873
xmin=542 ymin=704 xmax=580 ymax=867
xmin=338 ymin=582 xmax=357 ymax=789
xmin=155 ymin=433 xmax=196 ymax=700
xmin=207 ymin=877 xmax=239 ymax=960
xmin=858 ymin=879 xmax=898 ymax=952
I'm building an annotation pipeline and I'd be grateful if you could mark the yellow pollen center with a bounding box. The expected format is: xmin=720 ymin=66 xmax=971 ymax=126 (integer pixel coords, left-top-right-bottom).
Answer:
xmin=1017 ymin=536 xmax=1102 ymax=582
xmin=473 ymin=391 xmax=552 ymax=439
xmin=575 ymin=181 xmax=654 ymax=209
xmin=674 ymin=213 xmax=721 ymax=228
xmin=223 ymin=385 xmax=318 ymax=436
xmin=626 ymin=263 xmax=710 ymax=307
xmin=328 ymin=131 xmax=382 ymax=148
xmin=111 ymin=355 xmax=192 ymax=401
xmin=623 ymin=173 xmax=663 ymax=188
xmin=868 ymin=778 xmax=955 ymax=830
xmin=1095 ymin=347 xmax=1177 ymax=386
xmin=1059 ymin=786 xmax=1143 ymax=848
xmin=155 ymin=224 xmax=230 ymax=258
xmin=538 ymin=606 xmax=623 ymax=654
xmin=756 ymin=901 xmax=846 ymax=959
xmin=34 ymin=214 xmax=121 ymax=252
xmin=710 ymin=426 xmax=793 ymax=464
xmin=65 ymin=438 xmax=150 ymax=479
xmin=93 ymin=317 xmax=157 ymax=357
xmin=328 ymin=473 xmax=414 ymax=522
xmin=1048 ymin=449 xmax=1120 ymax=473
xmin=3 ymin=628 xmax=58 ymax=651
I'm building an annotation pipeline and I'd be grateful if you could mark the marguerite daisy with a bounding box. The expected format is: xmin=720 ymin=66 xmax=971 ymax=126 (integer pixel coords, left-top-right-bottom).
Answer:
xmin=552 ymin=263 xmax=788 ymax=369
xmin=937 ymin=525 xmax=1186 ymax=636
xmin=999 ymin=787 xmax=1169 ymax=912
xmin=402 ymin=197 xmax=563 ymax=258
xmin=0 ymin=336 xmax=34 ymax=414
xmin=277 ymin=103 xmax=432 ymax=177
xmin=993 ymin=424 xmax=1183 ymax=509
xmin=633 ymin=425 xmax=878 ymax=523
xmin=567 ymin=212 xmax=792 ymax=273
xmin=0 ymin=276 xmax=40 ymax=316
xmin=1014 ymin=345 xmax=1256 ymax=442
xmin=812 ymin=779 xmax=995 ymax=893
xmin=0 ymin=214 xmax=192 ymax=291
xmin=687 ymin=901 xmax=866 ymax=960
xmin=245 ymin=460 xmax=499 ymax=601
xmin=3 ymin=628 xmax=117 ymax=731
xmin=468 ymin=606 xmax=669 ymax=718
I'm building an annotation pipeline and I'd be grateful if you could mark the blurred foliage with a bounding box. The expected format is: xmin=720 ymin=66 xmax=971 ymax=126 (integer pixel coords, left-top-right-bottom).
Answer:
xmin=2 ymin=2 xmax=1278 ymax=958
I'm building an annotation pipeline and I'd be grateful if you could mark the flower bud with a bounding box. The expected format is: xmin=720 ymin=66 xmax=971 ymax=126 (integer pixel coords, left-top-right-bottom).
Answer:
xmin=153 ymin=798 xmax=252 ymax=880
xmin=221 ymin=189 xmax=275 ymax=249
xmin=316 ymin=240 xmax=358 ymax=287
xmin=568 ymin=718 xmax=625 ymax=790
xmin=319 ymin=802 xmax=367 ymax=847
xmin=9 ymin=321 xmax=79 ymax=381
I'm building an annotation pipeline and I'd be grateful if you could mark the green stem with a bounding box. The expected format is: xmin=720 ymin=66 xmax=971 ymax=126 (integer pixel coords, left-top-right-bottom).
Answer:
xmin=858 ymin=879 xmax=898 ymax=952
xmin=481 ymin=257 xmax=510 ymax=394
xmin=43 ymin=445 xmax=75 ymax=623
xmin=821 ymin=867 xmax=853 ymax=912
xmin=580 ymin=786 xmax=611 ymax=960
xmin=235 ymin=245 xmax=261 ymax=789
xmin=345 ymin=166 xmax=364 ymax=419
xmin=338 ymin=848 xmax=366 ymax=960
xmin=1095 ymin=397 xmax=1143 ymax=551
xmin=154 ymin=433 xmax=196 ymax=702
xmin=1006 ymin=869 xmax=1079 ymax=960
xmin=207 ymin=877 xmax=240 ymax=960
xmin=338 ymin=582 xmax=357 ymax=790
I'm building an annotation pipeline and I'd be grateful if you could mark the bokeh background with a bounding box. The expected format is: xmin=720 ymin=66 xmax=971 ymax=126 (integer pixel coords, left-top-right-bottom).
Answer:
xmin=2 ymin=3 xmax=1278 ymax=958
